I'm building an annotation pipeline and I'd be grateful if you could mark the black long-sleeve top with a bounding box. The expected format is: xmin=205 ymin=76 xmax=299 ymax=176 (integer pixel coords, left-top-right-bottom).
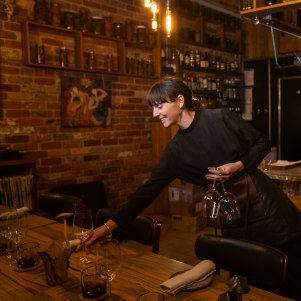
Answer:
xmin=113 ymin=108 xmax=271 ymax=227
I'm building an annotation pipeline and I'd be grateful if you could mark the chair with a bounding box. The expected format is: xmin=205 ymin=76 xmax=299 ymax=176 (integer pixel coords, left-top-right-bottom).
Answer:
xmin=95 ymin=208 xmax=162 ymax=254
xmin=194 ymin=234 xmax=288 ymax=295
xmin=38 ymin=181 xmax=107 ymax=223
xmin=38 ymin=193 xmax=84 ymax=225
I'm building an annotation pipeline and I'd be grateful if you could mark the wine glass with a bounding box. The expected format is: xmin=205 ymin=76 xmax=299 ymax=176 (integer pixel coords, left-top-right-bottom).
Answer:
xmin=72 ymin=209 xmax=94 ymax=264
xmin=97 ymin=238 xmax=122 ymax=299
xmin=15 ymin=210 xmax=28 ymax=245
xmin=5 ymin=209 xmax=19 ymax=265
xmin=219 ymin=182 xmax=240 ymax=223
xmin=202 ymin=180 xmax=221 ymax=219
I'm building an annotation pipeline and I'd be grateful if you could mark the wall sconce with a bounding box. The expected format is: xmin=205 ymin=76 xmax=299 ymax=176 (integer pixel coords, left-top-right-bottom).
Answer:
xmin=1 ymin=0 xmax=17 ymax=20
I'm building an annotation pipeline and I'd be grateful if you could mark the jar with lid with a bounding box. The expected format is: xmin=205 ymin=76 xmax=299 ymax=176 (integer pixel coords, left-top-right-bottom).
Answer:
xmin=64 ymin=11 xmax=75 ymax=29
xmin=136 ymin=25 xmax=146 ymax=43
xmin=125 ymin=20 xmax=133 ymax=41
xmin=91 ymin=17 xmax=104 ymax=35
xmin=104 ymin=16 xmax=113 ymax=37
xmin=34 ymin=0 xmax=47 ymax=24
xmin=113 ymin=22 xmax=124 ymax=39
xmin=51 ymin=2 xmax=61 ymax=27
xmin=79 ymin=10 xmax=89 ymax=32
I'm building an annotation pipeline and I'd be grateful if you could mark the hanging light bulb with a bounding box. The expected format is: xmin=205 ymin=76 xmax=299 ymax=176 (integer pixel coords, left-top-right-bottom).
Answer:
xmin=152 ymin=12 xmax=158 ymax=31
xmin=166 ymin=0 xmax=172 ymax=38
xmin=144 ymin=0 xmax=152 ymax=8
xmin=151 ymin=1 xmax=158 ymax=14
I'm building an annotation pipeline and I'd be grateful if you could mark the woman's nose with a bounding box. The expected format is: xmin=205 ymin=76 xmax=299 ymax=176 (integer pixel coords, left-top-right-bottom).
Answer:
xmin=153 ymin=107 xmax=159 ymax=117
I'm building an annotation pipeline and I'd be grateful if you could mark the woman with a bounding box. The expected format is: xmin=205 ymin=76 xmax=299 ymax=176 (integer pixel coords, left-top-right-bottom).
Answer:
xmin=84 ymin=77 xmax=301 ymax=299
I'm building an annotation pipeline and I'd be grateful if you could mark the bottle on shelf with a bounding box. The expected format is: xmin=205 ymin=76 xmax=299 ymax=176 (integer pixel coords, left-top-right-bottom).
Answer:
xmin=184 ymin=49 xmax=190 ymax=67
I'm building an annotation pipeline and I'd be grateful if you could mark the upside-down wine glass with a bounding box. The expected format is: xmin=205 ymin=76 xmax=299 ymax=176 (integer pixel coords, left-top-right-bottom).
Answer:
xmin=72 ymin=209 xmax=94 ymax=265
xmin=202 ymin=179 xmax=221 ymax=219
xmin=219 ymin=181 xmax=240 ymax=223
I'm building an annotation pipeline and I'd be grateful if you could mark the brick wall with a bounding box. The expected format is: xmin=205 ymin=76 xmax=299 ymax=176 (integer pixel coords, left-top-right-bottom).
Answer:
xmin=0 ymin=0 xmax=240 ymax=211
xmin=0 ymin=0 xmax=156 ymax=209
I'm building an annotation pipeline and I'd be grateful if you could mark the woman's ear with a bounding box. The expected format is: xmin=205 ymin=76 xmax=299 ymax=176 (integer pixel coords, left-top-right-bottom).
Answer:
xmin=177 ymin=94 xmax=185 ymax=109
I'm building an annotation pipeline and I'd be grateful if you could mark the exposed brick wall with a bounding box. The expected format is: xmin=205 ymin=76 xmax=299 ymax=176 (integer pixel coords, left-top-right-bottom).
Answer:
xmin=0 ymin=0 xmax=156 ymax=209
xmin=0 ymin=0 xmax=239 ymax=211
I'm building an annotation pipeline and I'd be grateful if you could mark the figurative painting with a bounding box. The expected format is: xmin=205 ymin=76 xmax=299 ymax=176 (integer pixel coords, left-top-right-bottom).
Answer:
xmin=61 ymin=78 xmax=111 ymax=127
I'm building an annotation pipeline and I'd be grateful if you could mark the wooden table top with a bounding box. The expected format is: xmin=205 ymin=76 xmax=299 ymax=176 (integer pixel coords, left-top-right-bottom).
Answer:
xmin=0 ymin=214 xmax=292 ymax=301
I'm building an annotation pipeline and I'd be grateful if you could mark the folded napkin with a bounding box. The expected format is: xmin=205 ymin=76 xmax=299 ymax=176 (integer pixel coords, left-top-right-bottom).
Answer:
xmin=0 ymin=206 xmax=29 ymax=220
xmin=62 ymin=239 xmax=81 ymax=249
xmin=160 ymin=260 xmax=216 ymax=295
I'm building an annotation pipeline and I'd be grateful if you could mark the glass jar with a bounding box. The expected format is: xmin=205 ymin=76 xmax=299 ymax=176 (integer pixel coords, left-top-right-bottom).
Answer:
xmin=79 ymin=10 xmax=89 ymax=32
xmin=136 ymin=25 xmax=146 ymax=43
xmin=88 ymin=51 xmax=95 ymax=70
xmin=91 ymin=16 xmax=104 ymax=35
xmin=104 ymin=16 xmax=113 ymax=37
xmin=36 ymin=44 xmax=45 ymax=64
xmin=51 ymin=2 xmax=61 ymax=27
xmin=125 ymin=20 xmax=133 ymax=41
xmin=64 ymin=11 xmax=75 ymax=29
xmin=113 ymin=22 xmax=124 ymax=39
xmin=59 ymin=47 xmax=68 ymax=67
xmin=34 ymin=0 xmax=47 ymax=24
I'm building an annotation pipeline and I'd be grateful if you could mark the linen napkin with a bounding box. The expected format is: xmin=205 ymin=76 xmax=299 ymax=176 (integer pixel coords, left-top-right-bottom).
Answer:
xmin=0 ymin=206 xmax=29 ymax=220
xmin=160 ymin=260 xmax=216 ymax=295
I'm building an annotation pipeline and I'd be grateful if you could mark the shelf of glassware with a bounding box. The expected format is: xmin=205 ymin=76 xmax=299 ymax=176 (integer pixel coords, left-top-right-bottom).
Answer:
xmin=21 ymin=20 xmax=160 ymax=78
xmin=240 ymin=0 xmax=301 ymax=16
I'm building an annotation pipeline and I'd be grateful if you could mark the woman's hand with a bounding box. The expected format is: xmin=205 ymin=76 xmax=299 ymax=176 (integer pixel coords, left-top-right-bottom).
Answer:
xmin=75 ymin=219 xmax=118 ymax=253
xmin=206 ymin=161 xmax=244 ymax=181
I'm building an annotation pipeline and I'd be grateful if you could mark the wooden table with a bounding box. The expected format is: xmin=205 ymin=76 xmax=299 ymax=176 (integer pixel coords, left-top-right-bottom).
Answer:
xmin=0 ymin=214 xmax=292 ymax=301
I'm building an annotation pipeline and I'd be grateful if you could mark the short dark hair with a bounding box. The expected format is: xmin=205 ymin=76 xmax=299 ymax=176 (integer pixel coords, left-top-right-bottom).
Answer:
xmin=147 ymin=76 xmax=193 ymax=109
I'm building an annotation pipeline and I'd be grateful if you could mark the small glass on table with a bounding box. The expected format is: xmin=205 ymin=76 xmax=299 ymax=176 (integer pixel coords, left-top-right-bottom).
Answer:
xmin=80 ymin=264 xmax=110 ymax=300
xmin=16 ymin=241 xmax=40 ymax=269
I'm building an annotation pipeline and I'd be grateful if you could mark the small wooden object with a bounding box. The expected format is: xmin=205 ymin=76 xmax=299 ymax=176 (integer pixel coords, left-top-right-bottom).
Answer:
xmin=38 ymin=212 xmax=73 ymax=286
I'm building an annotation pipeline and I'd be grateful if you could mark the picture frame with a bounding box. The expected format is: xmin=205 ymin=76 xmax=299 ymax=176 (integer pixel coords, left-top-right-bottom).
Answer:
xmin=61 ymin=78 xmax=111 ymax=127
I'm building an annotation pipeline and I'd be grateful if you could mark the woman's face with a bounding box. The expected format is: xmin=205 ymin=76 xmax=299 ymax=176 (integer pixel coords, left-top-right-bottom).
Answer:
xmin=152 ymin=101 xmax=181 ymax=128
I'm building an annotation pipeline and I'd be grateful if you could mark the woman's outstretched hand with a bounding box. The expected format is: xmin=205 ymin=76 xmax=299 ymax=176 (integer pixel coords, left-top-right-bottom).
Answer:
xmin=206 ymin=161 xmax=244 ymax=181
xmin=75 ymin=219 xmax=118 ymax=254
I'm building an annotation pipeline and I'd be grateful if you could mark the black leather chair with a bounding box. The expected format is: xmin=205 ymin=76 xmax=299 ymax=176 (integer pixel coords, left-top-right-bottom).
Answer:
xmin=95 ymin=208 xmax=162 ymax=254
xmin=38 ymin=193 xmax=84 ymax=224
xmin=38 ymin=181 xmax=107 ymax=224
xmin=194 ymin=234 xmax=288 ymax=295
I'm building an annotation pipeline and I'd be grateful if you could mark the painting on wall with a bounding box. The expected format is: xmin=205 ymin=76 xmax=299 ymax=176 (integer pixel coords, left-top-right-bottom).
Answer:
xmin=61 ymin=78 xmax=111 ymax=127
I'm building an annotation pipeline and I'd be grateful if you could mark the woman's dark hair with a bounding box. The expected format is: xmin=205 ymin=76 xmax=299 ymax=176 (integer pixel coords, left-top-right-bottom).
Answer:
xmin=147 ymin=76 xmax=193 ymax=109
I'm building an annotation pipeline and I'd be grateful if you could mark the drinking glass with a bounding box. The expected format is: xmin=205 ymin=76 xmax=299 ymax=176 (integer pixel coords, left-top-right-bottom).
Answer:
xmin=72 ymin=209 xmax=94 ymax=264
xmin=219 ymin=182 xmax=240 ymax=223
xmin=16 ymin=241 xmax=40 ymax=269
xmin=97 ymin=238 xmax=122 ymax=282
xmin=81 ymin=264 xmax=110 ymax=300
xmin=202 ymin=180 xmax=221 ymax=219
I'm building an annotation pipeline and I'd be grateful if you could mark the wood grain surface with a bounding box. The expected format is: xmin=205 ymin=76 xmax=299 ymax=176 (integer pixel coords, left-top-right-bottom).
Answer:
xmin=0 ymin=214 xmax=292 ymax=301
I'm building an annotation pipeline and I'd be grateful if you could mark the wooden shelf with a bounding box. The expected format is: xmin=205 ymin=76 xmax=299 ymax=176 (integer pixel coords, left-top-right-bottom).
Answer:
xmin=240 ymin=0 xmax=301 ymax=16
xmin=21 ymin=20 xmax=159 ymax=78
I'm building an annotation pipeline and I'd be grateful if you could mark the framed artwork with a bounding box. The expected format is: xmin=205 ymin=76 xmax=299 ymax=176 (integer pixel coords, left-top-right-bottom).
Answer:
xmin=61 ymin=78 xmax=111 ymax=127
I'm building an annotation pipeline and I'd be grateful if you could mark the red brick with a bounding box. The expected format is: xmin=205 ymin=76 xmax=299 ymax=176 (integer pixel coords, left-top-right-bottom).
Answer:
xmin=5 ymin=135 xmax=29 ymax=143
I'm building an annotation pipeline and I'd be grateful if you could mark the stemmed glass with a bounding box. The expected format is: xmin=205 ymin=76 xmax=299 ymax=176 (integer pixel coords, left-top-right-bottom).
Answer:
xmin=202 ymin=180 xmax=221 ymax=219
xmin=97 ymin=238 xmax=122 ymax=299
xmin=219 ymin=182 xmax=240 ymax=223
xmin=72 ymin=209 xmax=94 ymax=264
